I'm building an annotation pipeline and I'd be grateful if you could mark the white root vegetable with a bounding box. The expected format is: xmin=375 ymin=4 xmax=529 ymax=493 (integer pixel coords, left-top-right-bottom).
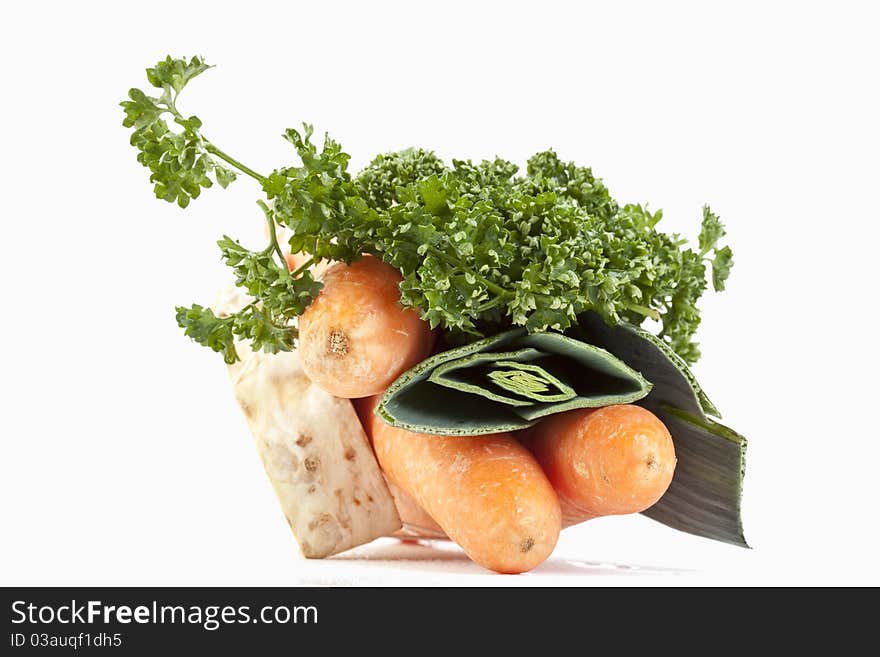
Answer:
xmin=213 ymin=288 xmax=401 ymax=557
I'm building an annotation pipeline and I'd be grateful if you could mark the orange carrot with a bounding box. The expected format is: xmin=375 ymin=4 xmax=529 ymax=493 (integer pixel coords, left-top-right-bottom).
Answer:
xmin=525 ymin=405 xmax=676 ymax=526
xmin=353 ymin=396 xmax=379 ymax=441
xmin=363 ymin=397 xmax=561 ymax=573
xmin=297 ymin=256 xmax=435 ymax=398
xmin=385 ymin=479 xmax=446 ymax=538
xmin=354 ymin=397 xmax=445 ymax=538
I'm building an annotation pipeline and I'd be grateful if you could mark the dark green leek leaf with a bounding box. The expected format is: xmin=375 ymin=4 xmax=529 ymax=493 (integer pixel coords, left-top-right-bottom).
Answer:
xmin=642 ymin=407 xmax=747 ymax=547
xmin=573 ymin=313 xmax=720 ymax=417
xmin=573 ymin=312 xmax=748 ymax=547
xmin=377 ymin=329 xmax=652 ymax=435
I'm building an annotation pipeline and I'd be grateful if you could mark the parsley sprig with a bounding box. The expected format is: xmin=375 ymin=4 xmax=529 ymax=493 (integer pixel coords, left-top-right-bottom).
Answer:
xmin=122 ymin=57 xmax=733 ymax=364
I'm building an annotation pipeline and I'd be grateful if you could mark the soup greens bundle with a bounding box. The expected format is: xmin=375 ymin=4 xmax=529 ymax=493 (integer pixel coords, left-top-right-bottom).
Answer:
xmin=122 ymin=56 xmax=747 ymax=547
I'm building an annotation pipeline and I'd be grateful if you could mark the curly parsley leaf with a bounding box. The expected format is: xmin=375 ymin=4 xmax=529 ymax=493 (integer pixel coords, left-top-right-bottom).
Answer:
xmin=711 ymin=245 xmax=734 ymax=292
xmin=175 ymin=226 xmax=322 ymax=365
xmin=175 ymin=301 xmax=303 ymax=364
xmin=124 ymin=58 xmax=323 ymax=362
xmin=145 ymin=56 xmax=212 ymax=93
xmin=699 ymin=205 xmax=727 ymax=254
xmin=175 ymin=304 xmax=239 ymax=364
xmin=699 ymin=205 xmax=734 ymax=293
xmin=356 ymin=148 xmax=448 ymax=209
xmin=126 ymin=57 xmax=734 ymax=366
xmin=260 ymin=139 xmax=735 ymax=363
xmin=183 ymin=230 xmax=323 ymax=363
xmin=120 ymin=56 xmax=239 ymax=208
xmin=218 ymin=234 xmax=322 ymax=323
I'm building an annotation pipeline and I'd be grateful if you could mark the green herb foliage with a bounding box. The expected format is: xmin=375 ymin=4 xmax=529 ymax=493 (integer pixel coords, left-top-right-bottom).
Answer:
xmin=122 ymin=57 xmax=733 ymax=364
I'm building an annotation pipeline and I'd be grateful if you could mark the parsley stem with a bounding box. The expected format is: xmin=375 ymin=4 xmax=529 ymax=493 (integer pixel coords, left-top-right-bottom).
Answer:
xmin=477 ymin=297 xmax=503 ymax=312
xmin=476 ymin=276 xmax=512 ymax=299
xmin=204 ymin=143 xmax=267 ymax=183
xmin=484 ymin=280 xmax=513 ymax=299
xmin=623 ymin=302 xmax=661 ymax=321
xmin=161 ymin=100 xmax=266 ymax=183
xmin=257 ymin=200 xmax=287 ymax=265
xmin=290 ymin=257 xmax=316 ymax=279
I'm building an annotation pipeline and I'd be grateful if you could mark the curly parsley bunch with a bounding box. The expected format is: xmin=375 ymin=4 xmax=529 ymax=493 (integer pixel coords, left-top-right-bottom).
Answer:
xmin=122 ymin=57 xmax=732 ymax=364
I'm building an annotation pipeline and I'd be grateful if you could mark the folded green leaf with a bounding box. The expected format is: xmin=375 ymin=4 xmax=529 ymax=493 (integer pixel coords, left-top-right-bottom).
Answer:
xmin=643 ymin=407 xmax=747 ymax=547
xmin=573 ymin=313 xmax=719 ymax=417
xmin=573 ymin=312 xmax=748 ymax=547
xmin=378 ymin=329 xmax=652 ymax=435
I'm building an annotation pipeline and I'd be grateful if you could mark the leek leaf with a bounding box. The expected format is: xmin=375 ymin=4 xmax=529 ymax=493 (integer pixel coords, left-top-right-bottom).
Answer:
xmin=378 ymin=329 xmax=652 ymax=435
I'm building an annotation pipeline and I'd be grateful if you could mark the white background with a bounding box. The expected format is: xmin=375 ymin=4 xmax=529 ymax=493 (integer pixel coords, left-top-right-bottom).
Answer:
xmin=2 ymin=0 xmax=878 ymax=586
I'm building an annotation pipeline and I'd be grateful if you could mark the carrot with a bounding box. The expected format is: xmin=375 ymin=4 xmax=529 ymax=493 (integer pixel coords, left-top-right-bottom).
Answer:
xmin=354 ymin=397 xmax=446 ymax=538
xmin=354 ymin=396 xmax=379 ymax=440
xmin=362 ymin=397 xmax=561 ymax=573
xmin=297 ymin=256 xmax=435 ymax=398
xmin=525 ymin=405 xmax=676 ymax=526
xmin=385 ymin=479 xmax=447 ymax=538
